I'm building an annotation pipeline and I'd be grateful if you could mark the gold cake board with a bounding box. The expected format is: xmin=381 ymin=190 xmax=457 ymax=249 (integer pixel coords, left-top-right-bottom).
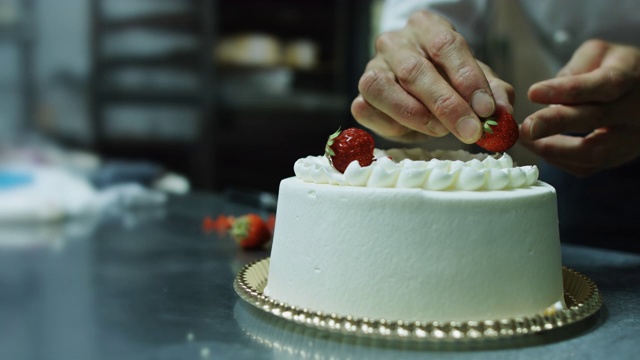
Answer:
xmin=234 ymin=257 xmax=602 ymax=343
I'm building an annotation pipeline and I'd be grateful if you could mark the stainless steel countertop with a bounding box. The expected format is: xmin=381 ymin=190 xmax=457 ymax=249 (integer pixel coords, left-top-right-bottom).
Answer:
xmin=1 ymin=192 xmax=639 ymax=360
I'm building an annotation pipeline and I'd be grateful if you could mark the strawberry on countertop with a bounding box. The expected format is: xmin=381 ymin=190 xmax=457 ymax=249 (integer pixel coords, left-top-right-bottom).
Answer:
xmin=230 ymin=213 xmax=271 ymax=250
xmin=202 ymin=214 xmax=234 ymax=234
xmin=266 ymin=214 xmax=276 ymax=236
xmin=475 ymin=108 xmax=519 ymax=153
xmin=325 ymin=127 xmax=375 ymax=173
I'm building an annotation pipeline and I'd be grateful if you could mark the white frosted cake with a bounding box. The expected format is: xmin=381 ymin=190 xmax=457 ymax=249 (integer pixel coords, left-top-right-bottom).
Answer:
xmin=264 ymin=148 xmax=564 ymax=322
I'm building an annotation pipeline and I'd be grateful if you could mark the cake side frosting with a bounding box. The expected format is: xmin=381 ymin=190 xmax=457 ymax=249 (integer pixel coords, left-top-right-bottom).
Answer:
xmin=264 ymin=178 xmax=564 ymax=322
xmin=294 ymin=148 xmax=539 ymax=190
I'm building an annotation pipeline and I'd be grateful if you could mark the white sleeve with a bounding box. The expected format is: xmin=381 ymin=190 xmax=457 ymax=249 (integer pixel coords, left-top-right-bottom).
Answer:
xmin=379 ymin=0 xmax=491 ymax=51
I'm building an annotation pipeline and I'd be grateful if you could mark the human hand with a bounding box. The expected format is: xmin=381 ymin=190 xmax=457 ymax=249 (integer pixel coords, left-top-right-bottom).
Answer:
xmin=520 ymin=40 xmax=640 ymax=176
xmin=351 ymin=11 xmax=514 ymax=144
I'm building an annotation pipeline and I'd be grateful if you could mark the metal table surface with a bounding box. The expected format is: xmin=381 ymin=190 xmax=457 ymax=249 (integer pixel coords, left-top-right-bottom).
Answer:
xmin=1 ymin=192 xmax=639 ymax=360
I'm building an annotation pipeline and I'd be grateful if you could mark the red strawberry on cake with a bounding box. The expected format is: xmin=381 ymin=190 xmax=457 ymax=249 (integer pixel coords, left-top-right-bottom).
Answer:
xmin=325 ymin=127 xmax=375 ymax=173
xmin=475 ymin=108 xmax=519 ymax=152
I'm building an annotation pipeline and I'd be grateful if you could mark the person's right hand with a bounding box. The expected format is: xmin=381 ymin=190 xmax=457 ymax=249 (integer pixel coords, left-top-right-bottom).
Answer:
xmin=519 ymin=40 xmax=640 ymax=176
xmin=351 ymin=11 xmax=513 ymax=144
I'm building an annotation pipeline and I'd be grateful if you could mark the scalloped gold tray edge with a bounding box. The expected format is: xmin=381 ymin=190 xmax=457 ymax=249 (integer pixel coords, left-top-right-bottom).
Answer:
xmin=234 ymin=257 xmax=603 ymax=342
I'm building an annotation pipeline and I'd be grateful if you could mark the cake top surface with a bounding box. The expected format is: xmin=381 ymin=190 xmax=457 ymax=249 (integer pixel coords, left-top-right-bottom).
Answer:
xmin=294 ymin=148 xmax=539 ymax=191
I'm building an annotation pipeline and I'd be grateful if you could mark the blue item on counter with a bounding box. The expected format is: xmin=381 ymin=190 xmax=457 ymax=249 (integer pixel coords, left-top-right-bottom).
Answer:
xmin=0 ymin=171 xmax=33 ymax=190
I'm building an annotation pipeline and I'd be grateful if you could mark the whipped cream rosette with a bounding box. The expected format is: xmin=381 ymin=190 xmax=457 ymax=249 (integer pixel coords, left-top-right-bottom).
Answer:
xmin=294 ymin=148 xmax=538 ymax=191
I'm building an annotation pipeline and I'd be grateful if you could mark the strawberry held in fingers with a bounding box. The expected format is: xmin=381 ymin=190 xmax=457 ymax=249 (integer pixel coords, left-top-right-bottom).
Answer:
xmin=230 ymin=213 xmax=271 ymax=250
xmin=325 ymin=127 xmax=375 ymax=173
xmin=475 ymin=108 xmax=519 ymax=153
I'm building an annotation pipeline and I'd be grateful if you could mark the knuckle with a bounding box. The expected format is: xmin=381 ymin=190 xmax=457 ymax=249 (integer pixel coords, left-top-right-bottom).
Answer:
xmin=583 ymin=39 xmax=609 ymax=53
xmin=430 ymin=30 xmax=464 ymax=61
xmin=396 ymin=101 xmax=424 ymax=122
xmin=452 ymin=64 xmax=474 ymax=87
xmin=358 ymin=69 xmax=387 ymax=97
xmin=606 ymin=68 xmax=628 ymax=96
xmin=395 ymin=56 xmax=428 ymax=86
xmin=407 ymin=10 xmax=431 ymax=27
xmin=374 ymin=32 xmax=395 ymax=52
xmin=432 ymin=93 xmax=458 ymax=118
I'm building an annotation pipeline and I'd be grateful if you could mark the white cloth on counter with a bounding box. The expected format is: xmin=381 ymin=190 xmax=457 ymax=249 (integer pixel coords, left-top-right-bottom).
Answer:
xmin=0 ymin=166 xmax=167 ymax=223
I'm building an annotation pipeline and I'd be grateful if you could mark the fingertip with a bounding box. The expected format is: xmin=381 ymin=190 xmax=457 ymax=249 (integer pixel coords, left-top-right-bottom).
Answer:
xmin=350 ymin=95 xmax=368 ymax=119
xmin=526 ymin=85 xmax=536 ymax=101
xmin=520 ymin=115 xmax=549 ymax=141
xmin=526 ymin=83 xmax=542 ymax=103
xmin=455 ymin=116 xmax=482 ymax=143
xmin=519 ymin=117 xmax=533 ymax=140
xmin=470 ymin=90 xmax=495 ymax=118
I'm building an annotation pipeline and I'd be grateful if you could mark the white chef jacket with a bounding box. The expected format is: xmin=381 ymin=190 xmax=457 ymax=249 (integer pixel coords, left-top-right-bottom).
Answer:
xmin=379 ymin=0 xmax=640 ymax=250
xmin=380 ymin=0 xmax=640 ymax=70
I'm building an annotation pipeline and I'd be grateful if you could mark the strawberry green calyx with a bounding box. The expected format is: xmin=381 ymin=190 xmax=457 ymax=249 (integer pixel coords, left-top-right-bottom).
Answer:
xmin=325 ymin=128 xmax=341 ymax=157
xmin=482 ymin=120 xmax=498 ymax=135
xmin=230 ymin=216 xmax=250 ymax=239
xmin=227 ymin=213 xmax=271 ymax=250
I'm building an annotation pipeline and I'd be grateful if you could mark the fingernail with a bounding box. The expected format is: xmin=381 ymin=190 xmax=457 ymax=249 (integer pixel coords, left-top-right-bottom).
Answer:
xmin=471 ymin=90 xmax=495 ymax=118
xmin=456 ymin=116 xmax=481 ymax=143
xmin=528 ymin=118 xmax=546 ymax=140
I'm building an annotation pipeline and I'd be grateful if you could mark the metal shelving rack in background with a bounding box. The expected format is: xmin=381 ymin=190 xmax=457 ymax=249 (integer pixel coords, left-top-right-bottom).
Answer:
xmin=89 ymin=0 xmax=372 ymax=193
xmin=0 ymin=0 xmax=36 ymax=135
xmin=89 ymin=0 xmax=216 ymax=189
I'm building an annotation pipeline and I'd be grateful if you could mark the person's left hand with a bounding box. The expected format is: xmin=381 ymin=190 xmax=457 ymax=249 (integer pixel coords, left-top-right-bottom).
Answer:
xmin=519 ymin=39 xmax=640 ymax=176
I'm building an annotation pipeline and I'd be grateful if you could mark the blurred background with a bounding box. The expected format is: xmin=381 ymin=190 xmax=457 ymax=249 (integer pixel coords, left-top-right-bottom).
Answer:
xmin=3 ymin=3 xmax=639 ymax=359
xmin=0 ymin=0 xmax=377 ymax=195
xmin=0 ymin=0 xmax=549 ymax=195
